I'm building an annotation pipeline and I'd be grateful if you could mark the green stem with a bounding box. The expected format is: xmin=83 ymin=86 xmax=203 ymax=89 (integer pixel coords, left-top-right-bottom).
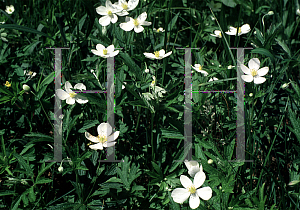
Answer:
xmin=151 ymin=112 xmax=155 ymax=160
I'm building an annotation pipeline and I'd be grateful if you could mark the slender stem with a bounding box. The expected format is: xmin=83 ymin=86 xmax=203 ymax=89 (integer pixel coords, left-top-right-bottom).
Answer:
xmin=151 ymin=112 xmax=155 ymax=160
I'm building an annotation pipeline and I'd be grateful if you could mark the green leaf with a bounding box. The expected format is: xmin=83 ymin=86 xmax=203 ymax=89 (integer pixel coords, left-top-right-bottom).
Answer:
xmin=36 ymin=162 xmax=56 ymax=180
xmin=28 ymin=186 xmax=36 ymax=202
xmin=35 ymin=178 xmax=53 ymax=185
xmin=78 ymin=120 xmax=100 ymax=133
xmin=251 ymin=48 xmax=275 ymax=63
xmin=13 ymin=153 xmax=34 ymax=178
xmin=167 ymin=12 xmax=180 ymax=31
xmin=220 ymin=0 xmax=237 ymax=8
xmin=288 ymin=107 xmax=300 ymax=144
xmin=38 ymin=71 xmax=55 ymax=92
xmin=0 ymin=24 xmax=54 ymax=40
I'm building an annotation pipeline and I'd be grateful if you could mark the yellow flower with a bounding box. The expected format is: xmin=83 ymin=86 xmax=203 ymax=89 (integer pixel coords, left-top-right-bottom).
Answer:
xmin=5 ymin=81 xmax=11 ymax=87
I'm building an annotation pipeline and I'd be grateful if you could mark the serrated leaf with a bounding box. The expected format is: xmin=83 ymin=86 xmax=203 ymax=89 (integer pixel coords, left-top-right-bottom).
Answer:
xmin=35 ymin=178 xmax=53 ymax=185
xmin=13 ymin=153 xmax=34 ymax=178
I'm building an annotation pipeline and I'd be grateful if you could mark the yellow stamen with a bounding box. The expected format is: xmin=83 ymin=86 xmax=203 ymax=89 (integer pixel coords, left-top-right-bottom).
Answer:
xmin=133 ymin=19 xmax=139 ymax=26
xmin=154 ymin=51 xmax=160 ymax=58
xmin=103 ymin=49 xmax=108 ymax=55
xmin=188 ymin=185 xmax=196 ymax=194
xmin=107 ymin=10 xmax=112 ymax=15
xmin=69 ymin=92 xmax=77 ymax=98
xmin=238 ymin=27 xmax=242 ymax=34
xmin=157 ymin=29 xmax=160 ymax=32
xmin=122 ymin=3 xmax=128 ymax=10
xmin=250 ymin=69 xmax=258 ymax=77
xmin=97 ymin=135 xmax=107 ymax=143
xmin=5 ymin=81 xmax=11 ymax=87
xmin=151 ymin=80 xmax=155 ymax=86
xmin=28 ymin=71 xmax=33 ymax=75
xmin=218 ymin=32 xmax=222 ymax=37
xmin=198 ymin=65 xmax=203 ymax=70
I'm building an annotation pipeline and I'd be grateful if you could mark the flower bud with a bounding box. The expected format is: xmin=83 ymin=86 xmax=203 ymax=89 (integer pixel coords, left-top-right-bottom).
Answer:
xmin=249 ymin=93 xmax=253 ymax=97
xmin=208 ymin=159 xmax=213 ymax=164
xmin=23 ymin=84 xmax=30 ymax=92
xmin=58 ymin=166 xmax=63 ymax=172
xmin=281 ymin=83 xmax=289 ymax=89
xmin=267 ymin=11 xmax=274 ymax=15
xmin=297 ymin=9 xmax=300 ymax=16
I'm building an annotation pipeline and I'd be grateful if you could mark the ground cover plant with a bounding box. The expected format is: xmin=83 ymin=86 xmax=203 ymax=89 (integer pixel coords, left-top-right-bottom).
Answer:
xmin=1 ymin=0 xmax=300 ymax=209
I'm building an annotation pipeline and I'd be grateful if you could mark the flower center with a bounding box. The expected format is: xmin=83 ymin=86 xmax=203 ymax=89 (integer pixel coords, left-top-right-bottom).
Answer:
xmin=5 ymin=81 xmax=11 ymax=87
xmin=238 ymin=27 xmax=242 ymax=34
xmin=107 ymin=10 xmax=112 ymax=16
xmin=188 ymin=185 xmax=196 ymax=194
xmin=28 ymin=71 xmax=33 ymax=75
xmin=122 ymin=3 xmax=128 ymax=10
xmin=218 ymin=32 xmax=222 ymax=37
xmin=198 ymin=65 xmax=203 ymax=70
xmin=157 ymin=29 xmax=160 ymax=32
xmin=103 ymin=49 xmax=108 ymax=55
xmin=69 ymin=92 xmax=77 ymax=98
xmin=250 ymin=69 xmax=258 ymax=77
xmin=151 ymin=80 xmax=155 ymax=86
xmin=154 ymin=51 xmax=160 ymax=58
xmin=97 ymin=135 xmax=107 ymax=143
xmin=133 ymin=19 xmax=139 ymax=26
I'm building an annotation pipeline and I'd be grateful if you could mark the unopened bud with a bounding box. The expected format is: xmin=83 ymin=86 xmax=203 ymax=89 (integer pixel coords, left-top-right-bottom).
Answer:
xmin=208 ymin=159 xmax=213 ymax=164
xmin=58 ymin=166 xmax=63 ymax=172
xmin=23 ymin=84 xmax=30 ymax=92
xmin=267 ymin=11 xmax=274 ymax=15
xmin=296 ymin=9 xmax=300 ymax=16
xmin=249 ymin=93 xmax=253 ymax=97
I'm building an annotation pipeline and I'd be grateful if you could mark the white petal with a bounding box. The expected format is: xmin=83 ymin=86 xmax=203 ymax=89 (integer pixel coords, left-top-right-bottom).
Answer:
xmin=253 ymin=76 xmax=266 ymax=84
xmin=138 ymin=12 xmax=147 ymax=22
xmin=96 ymin=6 xmax=107 ymax=15
xmin=66 ymin=97 xmax=76 ymax=105
xmin=107 ymin=131 xmax=120 ymax=142
xmin=120 ymin=21 xmax=134 ymax=31
xmin=113 ymin=50 xmax=119 ymax=56
xmin=159 ymin=49 xmax=165 ymax=56
xmin=111 ymin=14 xmax=118 ymax=23
xmin=143 ymin=53 xmax=157 ymax=59
xmin=257 ymin=67 xmax=269 ymax=76
xmin=184 ymin=160 xmax=199 ymax=170
xmin=141 ymin=21 xmax=151 ymax=26
xmin=163 ymin=51 xmax=172 ymax=58
xmin=197 ymin=70 xmax=208 ymax=76
xmin=91 ymin=49 xmax=103 ymax=57
xmin=134 ymin=25 xmax=144 ymax=33
xmin=74 ymin=83 xmax=86 ymax=90
xmin=225 ymin=31 xmax=236 ymax=36
xmin=75 ymin=95 xmax=89 ymax=104
xmin=248 ymin=58 xmax=260 ymax=70
xmin=99 ymin=16 xmax=111 ymax=26
xmin=180 ymin=175 xmax=193 ymax=189
xmin=188 ymin=167 xmax=201 ymax=178
xmin=196 ymin=187 xmax=212 ymax=200
xmin=194 ymin=171 xmax=206 ymax=189
xmin=107 ymin=45 xmax=115 ymax=53
xmin=96 ymin=44 xmax=105 ymax=51
xmin=128 ymin=0 xmax=139 ymax=10
xmin=240 ymin=64 xmax=251 ymax=74
xmin=56 ymin=89 xmax=70 ymax=100
xmin=189 ymin=193 xmax=200 ymax=209
xmin=64 ymin=81 xmax=73 ymax=93
xmin=85 ymin=132 xmax=99 ymax=143
xmin=89 ymin=143 xmax=103 ymax=150
xmin=241 ymin=24 xmax=251 ymax=34
xmin=116 ymin=10 xmax=129 ymax=16
xmin=98 ymin=123 xmax=112 ymax=136
xmin=103 ymin=141 xmax=117 ymax=148
xmin=241 ymin=75 xmax=253 ymax=83
xmin=171 ymin=188 xmax=190 ymax=204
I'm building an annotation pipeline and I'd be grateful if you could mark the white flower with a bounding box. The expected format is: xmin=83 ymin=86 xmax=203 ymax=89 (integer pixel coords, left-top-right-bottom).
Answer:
xmin=151 ymin=85 xmax=166 ymax=98
xmin=142 ymin=92 xmax=155 ymax=100
xmin=240 ymin=58 xmax=269 ymax=84
xmin=24 ymin=70 xmax=37 ymax=80
xmin=192 ymin=64 xmax=208 ymax=76
xmin=144 ymin=49 xmax=172 ymax=60
xmin=153 ymin=27 xmax=165 ymax=32
xmin=207 ymin=1 xmax=222 ymax=12
xmin=120 ymin=12 xmax=151 ymax=33
xmin=0 ymin=21 xmax=5 ymax=24
xmin=297 ymin=9 xmax=300 ymax=16
xmin=5 ymin=5 xmax=14 ymax=14
xmin=210 ymin=30 xmax=222 ymax=38
xmin=184 ymin=160 xmax=203 ymax=178
xmin=122 ymin=82 xmax=127 ymax=89
xmin=171 ymin=171 xmax=213 ymax=209
xmin=209 ymin=77 xmax=218 ymax=82
xmin=96 ymin=0 xmax=122 ymax=26
xmin=85 ymin=123 xmax=119 ymax=150
xmin=225 ymin=24 xmax=250 ymax=36
xmin=56 ymin=81 xmax=88 ymax=105
xmin=91 ymin=44 xmax=119 ymax=58
xmin=227 ymin=65 xmax=235 ymax=69
xmin=22 ymin=84 xmax=30 ymax=92
xmin=114 ymin=0 xmax=139 ymax=16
